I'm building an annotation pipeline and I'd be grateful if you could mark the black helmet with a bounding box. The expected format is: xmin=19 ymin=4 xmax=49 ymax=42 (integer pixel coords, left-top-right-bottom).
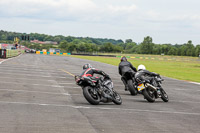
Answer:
xmin=121 ymin=56 xmax=127 ymax=62
xmin=83 ymin=64 xmax=92 ymax=70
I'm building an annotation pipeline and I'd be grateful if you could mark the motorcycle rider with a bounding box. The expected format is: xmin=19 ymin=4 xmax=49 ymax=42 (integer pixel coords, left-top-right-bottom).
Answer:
xmin=81 ymin=64 xmax=109 ymax=78
xmin=80 ymin=63 xmax=111 ymax=97
xmin=118 ymin=56 xmax=137 ymax=90
xmin=135 ymin=64 xmax=159 ymax=83
xmin=135 ymin=64 xmax=161 ymax=95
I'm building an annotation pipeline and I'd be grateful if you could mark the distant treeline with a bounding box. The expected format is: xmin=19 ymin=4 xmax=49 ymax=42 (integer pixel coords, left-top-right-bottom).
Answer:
xmin=0 ymin=30 xmax=200 ymax=57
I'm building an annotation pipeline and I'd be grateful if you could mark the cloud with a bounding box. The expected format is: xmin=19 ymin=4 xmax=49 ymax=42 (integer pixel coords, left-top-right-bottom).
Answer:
xmin=0 ymin=0 xmax=139 ymax=21
xmin=146 ymin=10 xmax=160 ymax=19
xmin=108 ymin=4 xmax=137 ymax=13
xmin=0 ymin=0 xmax=98 ymax=19
xmin=1 ymin=0 xmax=200 ymax=44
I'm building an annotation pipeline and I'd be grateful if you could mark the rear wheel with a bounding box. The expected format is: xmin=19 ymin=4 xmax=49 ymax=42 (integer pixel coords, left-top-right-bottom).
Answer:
xmin=112 ymin=90 xmax=122 ymax=105
xmin=127 ymin=80 xmax=137 ymax=95
xmin=160 ymin=88 xmax=169 ymax=102
xmin=83 ymin=86 xmax=100 ymax=105
xmin=143 ymin=87 xmax=155 ymax=102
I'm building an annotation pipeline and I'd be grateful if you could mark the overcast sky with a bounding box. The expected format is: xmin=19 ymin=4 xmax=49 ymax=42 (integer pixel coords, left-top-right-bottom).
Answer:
xmin=0 ymin=0 xmax=200 ymax=45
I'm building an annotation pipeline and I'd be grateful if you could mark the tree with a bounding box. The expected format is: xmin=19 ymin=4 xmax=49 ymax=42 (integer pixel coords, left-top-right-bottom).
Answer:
xmin=53 ymin=36 xmax=61 ymax=43
xmin=77 ymin=43 xmax=86 ymax=52
xmin=195 ymin=45 xmax=200 ymax=57
xmin=100 ymin=43 xmax=114 ymax=52
xmin=1 ymin=34 xmax=7 ymax=40
xmin=125 ymin=42 xmax=137 ymax=53
xmin=152 ymin=44 xmax=162 ymax=55
xmin=185 ymin=40 xmax=195 ymax=56
xmin=59 ymin=40 xmax=68 ymax=49
xmin=67 ymin=43 xmax=77 ymax=53
xmin=139 ymin=36 xmax=154 ymax=54
xmin=168 ymin=47 xmax=177 ymax=55
xmin=125 ymin=39 xmax=133 ymax=44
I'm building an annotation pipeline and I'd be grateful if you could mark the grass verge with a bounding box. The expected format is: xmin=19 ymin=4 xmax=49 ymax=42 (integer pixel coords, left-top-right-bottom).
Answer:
xmin=70 ymin=55 xmax=200 ymax=83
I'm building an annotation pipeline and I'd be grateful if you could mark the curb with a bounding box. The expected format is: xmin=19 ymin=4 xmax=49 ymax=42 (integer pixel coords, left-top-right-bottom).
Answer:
xmin=0 ymin=54 xmax=22 ymax=64
xmin=0 ymin=59 xmax=6 ymax=64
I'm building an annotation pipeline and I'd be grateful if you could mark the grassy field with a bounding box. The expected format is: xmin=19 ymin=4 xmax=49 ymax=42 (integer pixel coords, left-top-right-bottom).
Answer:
xmin=70 ymin=55 xmax=200 ymax=83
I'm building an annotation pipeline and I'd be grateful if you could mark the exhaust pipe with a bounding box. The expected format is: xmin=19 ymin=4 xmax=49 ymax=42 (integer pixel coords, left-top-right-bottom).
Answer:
xmin=145 ymin=83 xmax=157 ymax=91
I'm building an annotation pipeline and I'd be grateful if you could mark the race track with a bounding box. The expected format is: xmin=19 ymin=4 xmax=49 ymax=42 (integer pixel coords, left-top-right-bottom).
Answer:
xmin=0 ymin=54 xmax=200 ymax=133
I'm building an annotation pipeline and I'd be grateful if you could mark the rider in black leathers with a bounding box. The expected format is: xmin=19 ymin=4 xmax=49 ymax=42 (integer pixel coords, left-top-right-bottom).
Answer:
xmin=80 ymin=64 xmax=110 ymax=97
xmin=80 ymin=64 xmax=109 ymax=79
xmin=118 ymin=56 xmax=137 ymax=90
xmin=135 ymin=64 xmax=159 ymax=85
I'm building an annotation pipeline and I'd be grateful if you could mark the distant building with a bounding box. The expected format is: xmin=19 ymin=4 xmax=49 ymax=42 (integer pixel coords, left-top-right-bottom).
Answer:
xmin=43 ymin=41 xmax=58 ymax=45
xmin=49 ymin=48 xmax=55 ymax=53
xmin=0 ymin=43 xmax=15 ymax=49
xmin=30 ymin=40 xmax=57 ymax=45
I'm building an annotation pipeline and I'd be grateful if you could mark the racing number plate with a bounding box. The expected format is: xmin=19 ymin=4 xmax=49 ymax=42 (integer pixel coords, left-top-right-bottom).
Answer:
xmin=137 ymin=83 xmax=145 ymax=91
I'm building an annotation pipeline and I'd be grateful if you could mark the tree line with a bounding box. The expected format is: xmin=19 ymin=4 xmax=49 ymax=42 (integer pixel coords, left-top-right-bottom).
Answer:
xmin=0 ymin=30 xmax=200 ymax=57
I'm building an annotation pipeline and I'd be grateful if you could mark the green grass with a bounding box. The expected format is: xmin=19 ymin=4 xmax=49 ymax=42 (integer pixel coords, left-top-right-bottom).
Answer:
xmin=69 ymin=55 xmax=200 ymax=83
xmin=6 ymin=50 xmax=25 ymax=58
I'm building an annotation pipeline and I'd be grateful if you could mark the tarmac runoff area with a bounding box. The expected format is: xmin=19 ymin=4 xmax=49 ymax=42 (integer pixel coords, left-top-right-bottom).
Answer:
xmin=0 ymin=54 xmax=200 ymax=133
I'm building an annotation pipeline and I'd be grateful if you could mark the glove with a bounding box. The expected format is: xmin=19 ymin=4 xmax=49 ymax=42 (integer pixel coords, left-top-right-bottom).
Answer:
xmin=156 ymin=73 xmax=160 ymax=76
xmin=152 ymin=72 xmax=159 ymax=76
xmin=104 ymin=74 xmax=110 ymax=79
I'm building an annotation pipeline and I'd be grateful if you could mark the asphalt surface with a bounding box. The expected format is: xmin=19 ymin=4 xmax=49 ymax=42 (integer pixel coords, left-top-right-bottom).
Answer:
xmin=0 ymin=54 xmax=200 ymax=133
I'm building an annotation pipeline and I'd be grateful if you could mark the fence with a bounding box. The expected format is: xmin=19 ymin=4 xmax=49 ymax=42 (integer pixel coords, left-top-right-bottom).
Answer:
xmin=6 ymin=49 xmax=24 ymax=58
xmin=36 ymin=51 xmax=200 ymax=62
xmin=36 ymin=51 xmax=71 ymax=55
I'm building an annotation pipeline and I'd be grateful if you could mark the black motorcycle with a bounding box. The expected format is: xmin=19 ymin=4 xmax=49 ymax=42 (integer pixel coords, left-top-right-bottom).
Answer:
xmin=121 ymin=70 xmax=137 ymax=95
xmin=135 ymin=74 xmax=169 ymax=102
xmin=75 ymin=75 xmax=122 ymax=105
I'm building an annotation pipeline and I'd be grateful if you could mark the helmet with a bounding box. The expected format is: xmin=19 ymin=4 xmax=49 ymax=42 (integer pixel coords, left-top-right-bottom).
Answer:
xmin=138 ymin=64 xmax=146 ymax=71
xmin=83 ymin=64 xmax=92 ymax=70
xmin=120 ymin=56 xmax=127 ymax=62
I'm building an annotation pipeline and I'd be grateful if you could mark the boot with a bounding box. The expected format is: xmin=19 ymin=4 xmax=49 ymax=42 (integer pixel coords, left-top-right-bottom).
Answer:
xmin=125 ymin=85 xmax=129 ymax=91
xmin=157 ymin=89 xmax=161 ymax=97
xmin=102 ymin=92 xmax=112 ymax=99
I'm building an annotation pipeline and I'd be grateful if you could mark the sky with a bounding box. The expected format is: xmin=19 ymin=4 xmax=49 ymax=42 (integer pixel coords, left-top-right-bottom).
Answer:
xmin=0 ymin=0 xmax=200 ymax=45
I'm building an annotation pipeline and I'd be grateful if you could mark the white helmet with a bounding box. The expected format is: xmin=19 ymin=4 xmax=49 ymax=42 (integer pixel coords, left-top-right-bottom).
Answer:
xmin=138 ymin=64 xmax=146 ymax=71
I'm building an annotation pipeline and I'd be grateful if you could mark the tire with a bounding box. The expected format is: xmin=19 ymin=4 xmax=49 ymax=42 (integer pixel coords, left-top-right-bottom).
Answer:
xmin=112 ymin=90 xmax=122 ymax=105
xmin=143 ymin=87 xmax=155 ymax=102
xmin=160 ymin=88 xmax=169 ymax=102
xmin=127 ymin=80 xmax=137 ymax=95
xmin=83 ymin=86 xmax=100 ymax=105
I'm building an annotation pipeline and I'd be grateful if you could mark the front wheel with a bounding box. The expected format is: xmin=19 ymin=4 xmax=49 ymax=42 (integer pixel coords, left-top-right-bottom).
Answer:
xmin=112 ymin=90 xmax=122 ymax=105
xmin=83 ymin=86 xmax=100 ymax=105
xmin=160 ymin=88 xmax=169 ymax=102
xmin=127 ymin=80 xmax=137 ymax=95
xmin=143 ymin=87 xmax=155 ymax=102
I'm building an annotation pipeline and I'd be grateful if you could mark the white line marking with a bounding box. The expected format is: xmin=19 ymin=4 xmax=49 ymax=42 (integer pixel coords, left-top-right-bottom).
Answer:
xmin=0 ymin=72 xmax=67 ymax=78
xmin=0 ymin=101 xmax=200 ymax=116
xmin=0 ymin=69 xmax=66 ymax=75
xmin=51 ymin=85 xmax=65 ymax=87
xmin=73 ymin=87 xmax=81 ymax=88
xmin=60 ymin=86 xmax=80 ymax=88
xmin=0 ymin=66 xmax=58 ymax=73
xmin=0 ymin=76 xmax=56 ymax=82
xmin=0 ymin=60 xmax=5 ymax=64
xmin=188 ymin=82 xmax=200 ymax=85
xmin=0 ymin=53 xmax=22 ymax=64
xmin=120 ymin=97 xmax=200 ymax=104
xmin=170 ymin=100 xmax=200 ymax=104
xmin=163 ymin=76 xmax=200 ymax=86
xmin=58 ymin=83 xmax=74 ymax=84
xmin=0 ymin=89 xmax=71 ymax=96
xmin=0 ymin=81 xmax=64 ymax=87
xmin=175 ymin=89 xmax=200 ymax=91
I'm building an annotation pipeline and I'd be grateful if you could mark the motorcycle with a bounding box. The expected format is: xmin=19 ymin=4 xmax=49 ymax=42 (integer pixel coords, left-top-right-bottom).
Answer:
xmin=135 ymin=74 xmax=169 ymax=102
xmin=75 ymin=75 xmax=122 ymax=105
xmin=121 ymin=70 xmax=137 ymax=95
